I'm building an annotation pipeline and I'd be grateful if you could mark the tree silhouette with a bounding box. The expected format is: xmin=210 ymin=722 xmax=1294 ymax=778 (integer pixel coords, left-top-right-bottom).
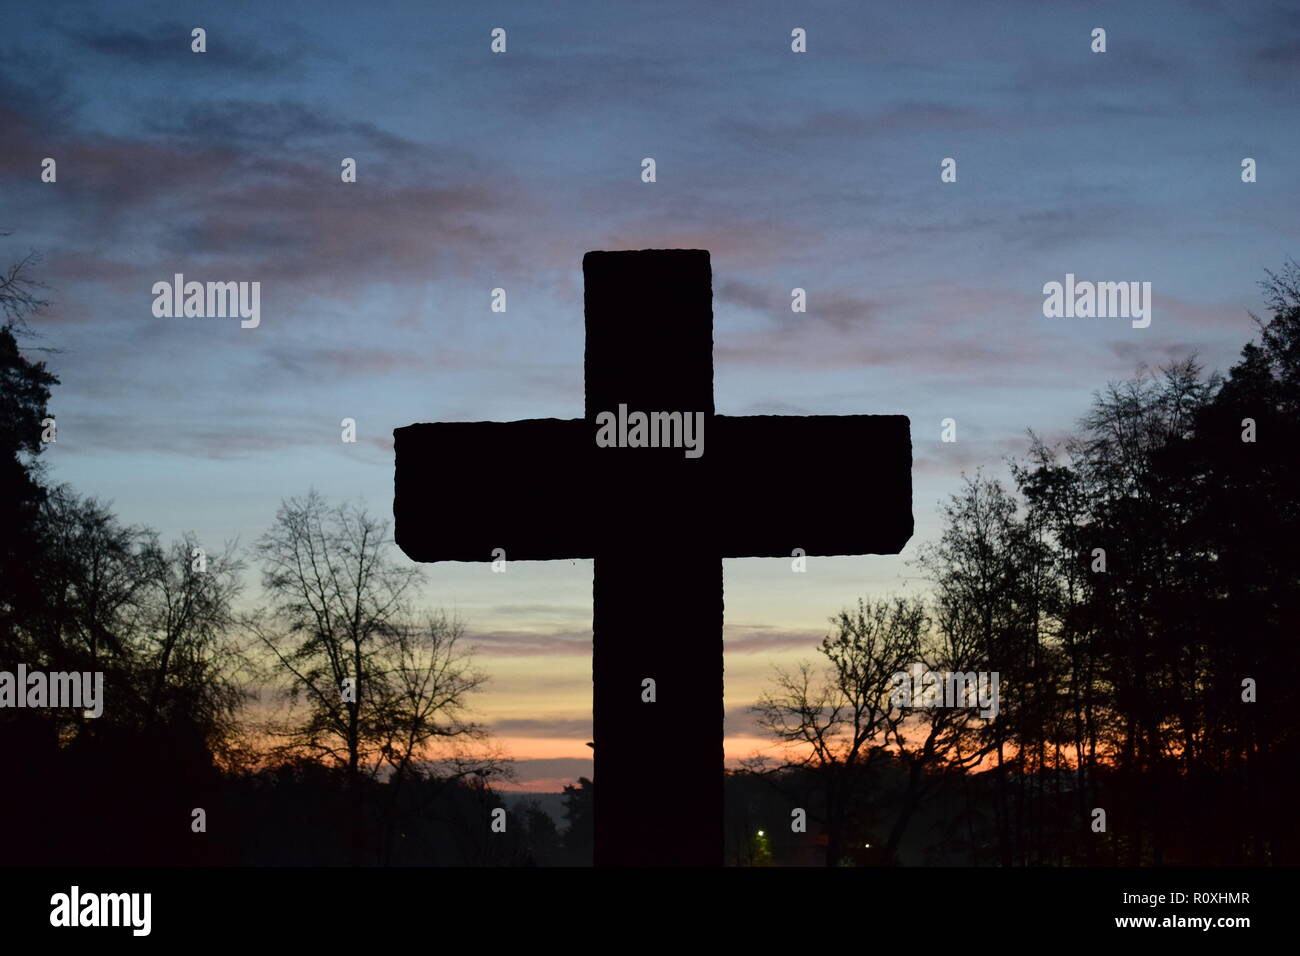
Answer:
xmin=754 ymin=597 xmax=927 ymax=865
xmin=750 ymin=265 xmax=1300 ymax=867
xmin=0 ymin=241 xmax=58 ymax=664
xmin=561 ymin=776 xmax=594 ymax=863
xmin=251 ymin=491 xmax=501 ymax=863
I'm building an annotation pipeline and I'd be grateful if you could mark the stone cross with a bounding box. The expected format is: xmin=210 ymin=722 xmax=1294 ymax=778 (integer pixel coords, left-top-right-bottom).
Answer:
xmin=394 ymin=249 xmax=911 ymax=865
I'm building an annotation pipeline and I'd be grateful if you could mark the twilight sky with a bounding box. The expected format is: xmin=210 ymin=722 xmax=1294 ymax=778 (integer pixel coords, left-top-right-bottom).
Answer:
xmin=3 ymin=0 xmax=1297 ymax=789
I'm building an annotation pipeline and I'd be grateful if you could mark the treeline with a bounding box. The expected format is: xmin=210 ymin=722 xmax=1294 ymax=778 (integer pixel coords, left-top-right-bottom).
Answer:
xmin=0 ymin=250 xmax=593 ymax=865
xmin=749 ymin=262 xmax=1300 ymax=866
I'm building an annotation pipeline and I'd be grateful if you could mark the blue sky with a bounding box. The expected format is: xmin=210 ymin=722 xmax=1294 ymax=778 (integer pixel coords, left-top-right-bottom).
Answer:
xmin=3 ymin=0 xmax=1297 ymax=787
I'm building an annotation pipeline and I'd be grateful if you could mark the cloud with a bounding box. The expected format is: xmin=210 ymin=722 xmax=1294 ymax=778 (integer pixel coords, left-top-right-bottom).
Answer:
xmin=491 ymin=717 xmax=591 ymax=737
xmin=1241 ymin=0 xmax=1300 ymax=78
xmin=468 ymin=628 xmax=592 ymax=657
xmin=59 ymin=20 xmax=306 ymax=75
xmin=259 ymin=345 xmax=428 ymax=378
xmin=1105 ymin=339 xmax=1202 ymax=368
xmin=44 ymin=410 xmax=323 ymax=459
xmin=724 ymin=624 xmax=824 ymax=654
xmin=0 ymin=55 xmax=79 ymax=137
xmin=0 ymin=70 xmax=523 ymax=290
xmin=144 ymin=98 xmax=424 ymax=156
xmin=716 ymin=102 xmax=1012 ymax=153
xmin=717 ymin=278 xmax=882 ymax=333
xmin=724 ymin=705 xmax=769 ymax=738
xmin=912 ymin=436 xmax=1031 ymax=477
xmin=490 ymin=603 xmax=592 ymax=619
xmin=497 ymin=757 xmax=593 ymax=792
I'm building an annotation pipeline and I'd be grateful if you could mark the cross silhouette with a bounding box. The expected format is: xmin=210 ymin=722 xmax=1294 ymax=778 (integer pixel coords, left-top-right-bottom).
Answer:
xmin=394 ymin=249 xmax=912 ymax=866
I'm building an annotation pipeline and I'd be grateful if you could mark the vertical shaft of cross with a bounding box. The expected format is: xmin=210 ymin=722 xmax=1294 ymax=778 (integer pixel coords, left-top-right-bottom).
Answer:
xmin=583 ymin=250 xmax=722 ymax=865
xmin=592 ymin=552 xmax=723 ymax=866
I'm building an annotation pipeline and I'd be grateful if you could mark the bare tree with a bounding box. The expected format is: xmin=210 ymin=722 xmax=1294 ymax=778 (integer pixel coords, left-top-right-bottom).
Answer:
xmin=753 ymin=597 xmax=925 ymax=865
xmin=374 ymin=611 xmax=490 ymax=782
xmin=371 ymin=611 xmax=506 ymax=862
xmin=137 ymin=534 xmax=250 ymax=765
xmin=881 ymin=610 xmax=997 ymax=862
xmin=32 ymin=487 xmax=157 ymax=674
xmin=916 ymin=472 xmax=1041 ymax=865
xmin=0 ymin=233 xmax=48 ymax=331
xmin=252 ymin=491 xmax=418 ymax=778
xmin=251 ymin=490 xmax=499 ymax=862
xmin=21 ymin=487 xmax=249 ymax=760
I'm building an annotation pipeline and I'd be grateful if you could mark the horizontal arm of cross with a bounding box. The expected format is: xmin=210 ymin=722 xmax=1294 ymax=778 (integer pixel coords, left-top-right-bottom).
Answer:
xmin=393 ymin=414 xmax=911 ymax=561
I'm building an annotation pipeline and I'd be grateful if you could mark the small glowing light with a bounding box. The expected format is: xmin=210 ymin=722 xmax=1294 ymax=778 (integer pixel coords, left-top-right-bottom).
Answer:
xmin=864 ymin=843 xmax=871 ymax=848
xmin=757 ymin=830 xmax=765 ymax=837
